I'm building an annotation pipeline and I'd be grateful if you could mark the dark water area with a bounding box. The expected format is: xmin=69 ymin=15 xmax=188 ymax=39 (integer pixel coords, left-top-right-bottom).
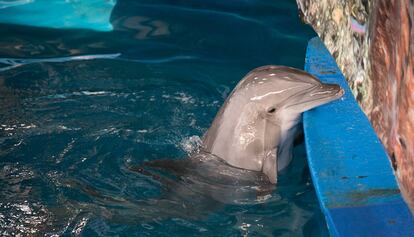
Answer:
xmin=0 ymin=0 xmax=327 ymax=236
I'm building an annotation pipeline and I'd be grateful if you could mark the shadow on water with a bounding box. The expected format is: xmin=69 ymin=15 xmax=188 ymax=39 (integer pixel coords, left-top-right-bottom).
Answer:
xmin=0 ymin=0 xmax=327 ymax=236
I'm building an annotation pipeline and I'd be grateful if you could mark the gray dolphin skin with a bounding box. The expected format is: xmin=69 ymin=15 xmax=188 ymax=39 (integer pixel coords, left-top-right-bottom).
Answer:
xmin=202 ymin=65 xmax=344 ymax=184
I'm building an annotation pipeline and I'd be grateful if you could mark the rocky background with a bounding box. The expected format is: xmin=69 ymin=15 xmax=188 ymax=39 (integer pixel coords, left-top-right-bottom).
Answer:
xmin=296 ymin=0 xmax=414 ymax=210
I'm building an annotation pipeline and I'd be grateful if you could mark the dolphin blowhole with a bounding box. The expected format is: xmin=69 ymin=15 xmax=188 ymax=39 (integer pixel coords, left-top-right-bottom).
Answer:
xmin=202 ymin=65 xmax=344 ymax=184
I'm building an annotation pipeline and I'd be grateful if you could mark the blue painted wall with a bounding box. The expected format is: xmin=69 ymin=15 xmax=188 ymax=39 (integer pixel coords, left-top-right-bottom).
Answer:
xmin=304 ymin=37 xmax=414 ymax=237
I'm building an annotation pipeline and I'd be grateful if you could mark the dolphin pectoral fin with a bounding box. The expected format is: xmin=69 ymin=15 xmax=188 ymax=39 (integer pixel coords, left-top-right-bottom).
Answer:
xmin=262 ymin=149 xmax=278 ymax=184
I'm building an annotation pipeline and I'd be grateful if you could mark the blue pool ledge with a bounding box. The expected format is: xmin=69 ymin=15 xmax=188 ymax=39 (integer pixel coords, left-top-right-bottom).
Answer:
xmin=303 ymin=37 xmax=414 ymax=237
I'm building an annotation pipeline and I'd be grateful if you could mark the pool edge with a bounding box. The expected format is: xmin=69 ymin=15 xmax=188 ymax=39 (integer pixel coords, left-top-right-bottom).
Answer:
xmin=303 ymin=37 xmax=414 ymax=237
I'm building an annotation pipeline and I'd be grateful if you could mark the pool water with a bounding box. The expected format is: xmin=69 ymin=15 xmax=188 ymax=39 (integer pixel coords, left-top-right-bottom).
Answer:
xmin=0 ymin=0 xmax=328 ymax=236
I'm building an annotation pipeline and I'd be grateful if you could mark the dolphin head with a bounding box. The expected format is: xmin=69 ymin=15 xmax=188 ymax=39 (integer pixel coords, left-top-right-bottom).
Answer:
xmin=202 ymin=66 xmax=344 ymax=184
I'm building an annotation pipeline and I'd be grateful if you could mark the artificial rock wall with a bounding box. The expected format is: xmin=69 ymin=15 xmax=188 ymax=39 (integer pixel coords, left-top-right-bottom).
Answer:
xmin=296 ymin=0 xmax=414 ymax=209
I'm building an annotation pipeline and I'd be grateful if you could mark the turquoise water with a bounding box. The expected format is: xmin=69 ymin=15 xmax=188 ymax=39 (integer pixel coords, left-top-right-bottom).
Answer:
xmin=0 ymin=0 xmax=328 ymax=236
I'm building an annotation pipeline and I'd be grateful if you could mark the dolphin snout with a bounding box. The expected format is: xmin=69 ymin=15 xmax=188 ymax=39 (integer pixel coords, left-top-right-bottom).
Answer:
xmin=323 ymin=83 xmax=343 ymax=94
xmin=310 ymin=83 xmax=344 ymax=98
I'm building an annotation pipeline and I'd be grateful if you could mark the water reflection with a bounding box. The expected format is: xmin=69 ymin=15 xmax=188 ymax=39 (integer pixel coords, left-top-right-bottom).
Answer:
xmin=113 ymin=15 xmax=170 ymax=39
xmin=0 ymin=0 xmax=115 ymax=31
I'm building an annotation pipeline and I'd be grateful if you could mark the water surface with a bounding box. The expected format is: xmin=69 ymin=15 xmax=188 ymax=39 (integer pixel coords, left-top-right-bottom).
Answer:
xmin=0 ymin=0 xmax=327 ymax=236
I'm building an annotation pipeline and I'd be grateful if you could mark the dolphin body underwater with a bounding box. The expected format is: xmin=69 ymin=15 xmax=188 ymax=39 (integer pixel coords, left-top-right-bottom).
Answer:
xmin=131 ymin=66 xmax=344 ymax=205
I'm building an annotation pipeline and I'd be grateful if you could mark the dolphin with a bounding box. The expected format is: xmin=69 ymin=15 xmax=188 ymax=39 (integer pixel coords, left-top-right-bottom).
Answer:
xmin=202 ymin=65 xmax=344 ymax=183
xmin=131 ymin=65 xmax=344 ymax=206
xmin=83 ymin=65 xmax=344 ymax=222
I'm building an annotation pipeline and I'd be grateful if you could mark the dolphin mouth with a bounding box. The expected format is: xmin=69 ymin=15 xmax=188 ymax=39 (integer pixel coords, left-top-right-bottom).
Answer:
xmin=285 ymin=83 xmax=344 ymax=109
xmin=309 ymin=83 xmax=344 ymax=98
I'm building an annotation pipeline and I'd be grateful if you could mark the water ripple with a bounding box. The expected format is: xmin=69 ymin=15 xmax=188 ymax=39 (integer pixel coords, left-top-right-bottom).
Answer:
xmin=0 ymin=53 xmax=121 ymax=72
xmin=0 ymin=0 xmax=33 ymax=9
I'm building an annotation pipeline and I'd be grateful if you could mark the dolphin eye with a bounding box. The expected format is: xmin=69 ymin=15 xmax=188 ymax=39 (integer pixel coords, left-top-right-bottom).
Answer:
xmin=267 ymin=107 xmax=276 ymax=113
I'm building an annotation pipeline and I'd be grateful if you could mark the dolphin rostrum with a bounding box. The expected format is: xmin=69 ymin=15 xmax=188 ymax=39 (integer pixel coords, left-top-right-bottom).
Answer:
xmin=202 ymin=65 xmax=344 ymax=184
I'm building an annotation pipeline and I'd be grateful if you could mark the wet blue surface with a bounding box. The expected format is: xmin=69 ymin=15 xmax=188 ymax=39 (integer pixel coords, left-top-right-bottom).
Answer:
xmin=0 ymin=1 xmax=326 ymax=236
xmin=304 ymin=37 xmax=414 ymax=237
